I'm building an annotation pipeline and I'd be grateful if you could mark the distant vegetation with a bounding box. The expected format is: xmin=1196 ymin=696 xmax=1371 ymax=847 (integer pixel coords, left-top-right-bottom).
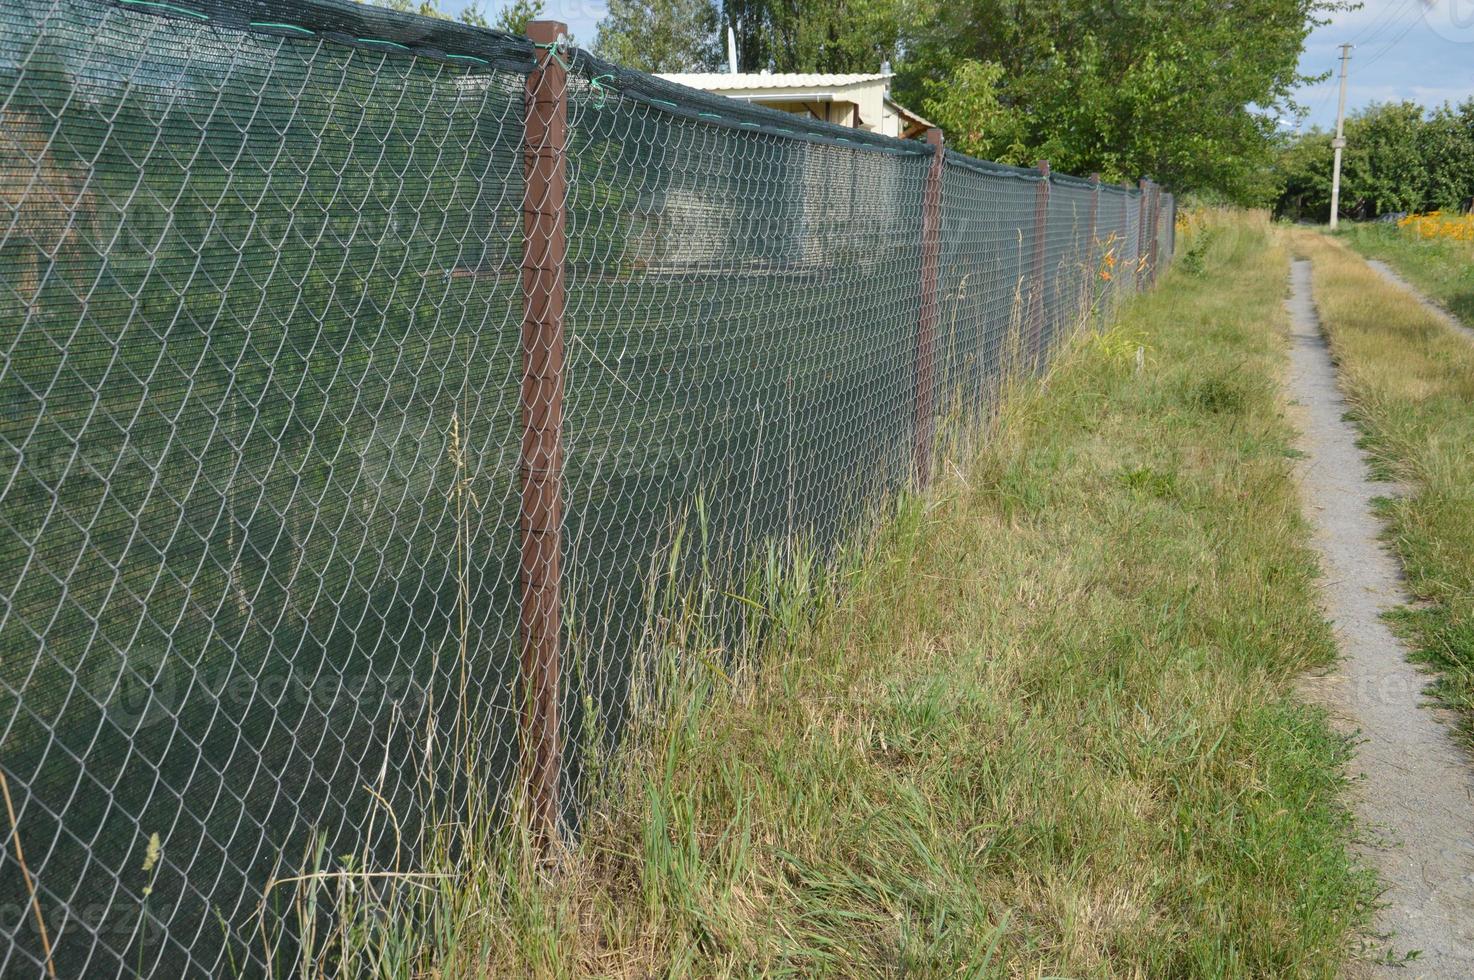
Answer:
xmin=367 ymin=0 xmax=1372 ymax=210
xmin=372 ymin=0 xmax=545 ymax=36
xmin=590 ymin=0 xmax=1344 ymax=206
xmin=1274 ymin=100 xmax=1474 ymax=222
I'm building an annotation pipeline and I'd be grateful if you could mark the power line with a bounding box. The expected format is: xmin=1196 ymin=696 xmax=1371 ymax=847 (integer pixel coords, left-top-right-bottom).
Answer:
xmin=1354 ymin=14 xmax=1424 ymax=74
xmin=1347 ymin=0 xmax=1418 ymax=48
xmin=1298 ymin=1 xmax=1428 ymax=127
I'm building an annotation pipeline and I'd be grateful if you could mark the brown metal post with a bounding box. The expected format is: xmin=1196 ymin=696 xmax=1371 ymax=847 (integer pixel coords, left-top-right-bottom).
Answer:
xmin=1167 ymin=193 xmax=1177 ymax=260
xmin=1147 ymin=182 xmax=1163 ymax=285
xmin=914 ymin=128 xmax=944 ymax=487
xmin=1119 ymin=182 xmax=1130 ymax=298
xmin=1086 ymin=172 xmax=1101 ymax=300
xmin=1028 ymin=159 xmax=1050 ymax=364
xmin=519 ymin=19 xmax=568 ymax=843
xmin=1135 ymin=178 xmax=1150 ymax=291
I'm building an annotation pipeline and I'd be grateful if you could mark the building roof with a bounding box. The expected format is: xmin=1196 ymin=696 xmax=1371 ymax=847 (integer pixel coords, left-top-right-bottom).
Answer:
xmin=885 ymin=96 xmax=936 ymax=137
xmin=657 ymin=72 xmax=892 ymax=91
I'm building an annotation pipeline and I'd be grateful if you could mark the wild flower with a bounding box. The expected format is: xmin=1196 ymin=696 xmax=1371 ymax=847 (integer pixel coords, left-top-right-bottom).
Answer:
xmin=1099 ymin=232 xmax=1120 ymax=281
xmin=1396 ymin=210 xmax=1474 ymax=243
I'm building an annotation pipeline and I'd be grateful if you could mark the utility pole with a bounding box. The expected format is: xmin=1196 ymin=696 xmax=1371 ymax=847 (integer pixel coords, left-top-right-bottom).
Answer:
xmin=1329 ymin=43 xmax=1352 ymax=230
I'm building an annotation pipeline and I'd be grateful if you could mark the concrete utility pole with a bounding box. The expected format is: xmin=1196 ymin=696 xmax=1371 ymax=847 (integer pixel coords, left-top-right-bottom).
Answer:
xmin=1329 ymin=43 xmax=1352 ymax=230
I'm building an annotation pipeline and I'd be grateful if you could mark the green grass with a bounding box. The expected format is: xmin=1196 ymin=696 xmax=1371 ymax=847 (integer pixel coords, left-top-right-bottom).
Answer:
xmin=1294 ymin=229 xmax=1474 ymax=740
xmin=1334 ymin=221 xmax=1474 ymax=327
xmin=296 ymin=212 xmax=1374 ymax=977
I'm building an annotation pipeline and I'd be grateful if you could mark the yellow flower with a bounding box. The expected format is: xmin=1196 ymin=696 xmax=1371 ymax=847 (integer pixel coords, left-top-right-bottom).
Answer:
xmin=1396 ymin=211 xmax=1474 ymax=244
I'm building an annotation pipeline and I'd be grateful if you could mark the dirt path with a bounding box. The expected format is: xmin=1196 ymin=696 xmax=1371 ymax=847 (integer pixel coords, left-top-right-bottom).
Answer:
xmin=1285 ymin=259 xmax=1474 ymax=977
xmin=1363 ymin=257 xmax=1474 ymax=342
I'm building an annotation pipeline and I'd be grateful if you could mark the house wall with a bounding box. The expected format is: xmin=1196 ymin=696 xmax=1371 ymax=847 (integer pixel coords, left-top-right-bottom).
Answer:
xmin=719 ymin=80 xmax=889 ymax=134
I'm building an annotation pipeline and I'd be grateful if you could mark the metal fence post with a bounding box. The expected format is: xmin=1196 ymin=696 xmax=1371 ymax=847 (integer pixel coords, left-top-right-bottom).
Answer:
xmin=1119 ymin=182 xmax=1130 ymax=299
xmin=1135 ymin=178 xmax=1150 ymax=291
xmin=519 ymin=18 xmax=568 ymax=843
xmin=914 ymin=128 xmax=944 ymax=486
xmin=1086 ymin=172 xmax=1101 ymax=304
xmin=1029 ymin=159 xmax=1050 ymax=363
xmin=1167 ymin=193 xmax=1177 ymax=260
xmin=1147 ymin=182 xmax=1163 ymax=285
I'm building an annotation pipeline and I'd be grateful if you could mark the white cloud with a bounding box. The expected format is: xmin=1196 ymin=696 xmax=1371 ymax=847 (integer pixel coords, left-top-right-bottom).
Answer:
xmin=1296 ymin=0 xmax=1474 ymax=125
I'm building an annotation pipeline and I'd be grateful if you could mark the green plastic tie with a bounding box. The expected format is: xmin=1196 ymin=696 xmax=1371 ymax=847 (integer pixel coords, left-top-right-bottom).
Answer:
xmin=651 ymin=98 xmax=678 ymax=109
xmin=358 ymin=37 xmax=411 ymax=51
xmin=699 ymin=111 xmax=721 ymax=119
xmin=249 ymin=21 xmax=313 ymax=35
xmin=448 ymin=53 xmax=490 ymax=65
xmin=588 ymin=73 xmax=614 ymax=108
xmin=119 ymin=0 xmax=208 ymax=20
xmin=533 ymin=39 xmax=572 ymax=72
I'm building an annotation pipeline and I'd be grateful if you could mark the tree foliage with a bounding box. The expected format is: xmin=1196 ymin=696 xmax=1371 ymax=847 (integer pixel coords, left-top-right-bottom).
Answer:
xmin=1273 ymin=101 xmax=1474 ymax=221
xmin=365 ymin=0 xmax=1353 ymax=205
xmin=369 ymin=0 xmax=541 ymax=34
xmin=727 ymin=0 xmax=908 ymax=73
xmin=595 ymin=0 xmax=905 ymax=74
xmin=895 ymin=0 xmax=1343 ymax=203
xmin=918 ymin=60 xmax=1019 ymax=160
xmin=490 ymin=0 xmax=543 ymax=34
xmin=594 ymin=0 xmax=721 ymax=72
xmin=596 ymin=0 xmax=1343 ymax=202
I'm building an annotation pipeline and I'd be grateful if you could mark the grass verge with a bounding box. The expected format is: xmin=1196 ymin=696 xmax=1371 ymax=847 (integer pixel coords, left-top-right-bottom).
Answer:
xmin=1291 ymin=228 xmax=1474 ymax=739
xmin=302 ymin=213 xmax=1374 ymax=977
xmin=1334 ymin=222 xmax=1474 ymax=326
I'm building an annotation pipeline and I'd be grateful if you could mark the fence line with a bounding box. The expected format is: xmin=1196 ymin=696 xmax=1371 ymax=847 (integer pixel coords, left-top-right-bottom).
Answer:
xmin=0 ymin=2 xmax=1175 ymax=974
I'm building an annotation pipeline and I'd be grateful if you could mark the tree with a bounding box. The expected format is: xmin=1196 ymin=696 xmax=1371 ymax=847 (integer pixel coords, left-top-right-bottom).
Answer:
xmin=1339 ymin=102 xmax=1427 ymax=217
xmin=375 ymin=0 xmax=448 ymax=18
xmin=918 ymin=60 xmax=1020 ymax=160
xmin=492 ymin=0 xmax=543 ymax=34
xmin=1271 ymin=101 xmax=1474 ymax=220
xmin=731 ymin=0 xmax=910 ymax=73
xmin=371 ymin=0 xmax=508 ymax=31
xmin=1272 ymin=128 xmax=1334 ymax=221
xmin=895 ymin=0 xmax=1348 ymax=203
xmin=711 ymin=0 xmax=910 ymax=73
xmin=594 ymin=0 xmax=721 ymax=73
xmin=1419 ymin=101 xmax=1474 ymax=212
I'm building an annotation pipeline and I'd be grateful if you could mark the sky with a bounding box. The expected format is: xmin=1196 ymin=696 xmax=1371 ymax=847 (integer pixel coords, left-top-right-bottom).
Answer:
xmin=1293 ymin=0 xmax=1474 ymax=131
xmin=451 ymin=0 xmax=1474 ymax=130
xmin=452 ymin=0 xmax=606 ymax=42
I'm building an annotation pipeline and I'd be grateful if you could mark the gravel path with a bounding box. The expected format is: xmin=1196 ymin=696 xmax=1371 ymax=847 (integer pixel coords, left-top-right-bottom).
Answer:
xmin=1285 ymin=259 xmax=1474 ymax=977
xmin=1363 ymin=258 xmax=1474 ymax=342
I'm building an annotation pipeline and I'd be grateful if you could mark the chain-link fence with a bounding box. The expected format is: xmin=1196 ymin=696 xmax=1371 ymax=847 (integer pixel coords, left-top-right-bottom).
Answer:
xmin=0 ymin=0 xmax=1173 ymax=974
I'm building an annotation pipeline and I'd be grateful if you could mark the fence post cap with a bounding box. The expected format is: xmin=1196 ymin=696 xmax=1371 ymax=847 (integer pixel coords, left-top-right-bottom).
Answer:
xmin=1089 ymin=171 xmax=1102 ymax=183
xmin=1036 ymin=159 xmax=1050 ymax=175
xmin=526 ymin=19 xmax=568 ymax=44
xmin=925 ymin=127 xmax=943 ymax=147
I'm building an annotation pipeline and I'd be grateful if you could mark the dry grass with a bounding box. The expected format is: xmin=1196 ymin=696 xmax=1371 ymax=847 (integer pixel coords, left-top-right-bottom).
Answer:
xmin=1335 ymin=221 xmax=1474 ymax=327
xmin=283 ymin=212 xmax=1374 ymax=978
xmin=1289 ymin=228 xmax=1474 ymax=738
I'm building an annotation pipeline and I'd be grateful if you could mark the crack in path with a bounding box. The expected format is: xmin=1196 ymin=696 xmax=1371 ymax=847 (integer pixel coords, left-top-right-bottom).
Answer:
xmin=1285 ymin=259 xmax=1474 ymax=977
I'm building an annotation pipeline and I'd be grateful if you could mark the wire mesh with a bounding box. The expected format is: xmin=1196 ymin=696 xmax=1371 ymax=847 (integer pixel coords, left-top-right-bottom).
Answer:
xmin=0 ymin=0 xmax=1173 ymax=974
xmin=933 ymin=160 xmax=1036 ymax=413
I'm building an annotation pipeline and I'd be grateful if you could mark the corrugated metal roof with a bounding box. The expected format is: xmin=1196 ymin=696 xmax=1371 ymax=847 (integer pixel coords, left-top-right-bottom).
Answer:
xmin=657 ymin=72 xmax=892 ymax=91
